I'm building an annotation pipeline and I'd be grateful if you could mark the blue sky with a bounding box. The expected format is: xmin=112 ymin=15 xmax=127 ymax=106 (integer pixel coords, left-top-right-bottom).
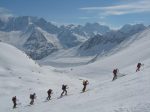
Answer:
xmin=0 ymin=0 xmax=150 ymax=28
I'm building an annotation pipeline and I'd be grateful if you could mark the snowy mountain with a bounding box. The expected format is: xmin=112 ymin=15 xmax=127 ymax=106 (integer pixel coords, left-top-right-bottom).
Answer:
xmin=58 ymin=25 xmax=87 ymax=48
xmin=120 ymin=24 xmax=146 ymax=35
xmin=23 ymin=28 xmax=58 ymax=60
xmin=0 ymin=26 xmax=150 ymax=112
xmin=78 ymin=24 xmax=146 ymax=56
xmin=0 ymin=16 xmax=60 ymax=33
xmin=0 ymin=16 xmax=147 ymax=60
xmin=0 ymin=26 xmax=59 ymax=60
xmin=81 ymin=22 xmax=110 ymax=36
xmin=57 ymin=23 xmax=110 ymax=48
xmin=0 ymin=16 xmax=111 ymax=59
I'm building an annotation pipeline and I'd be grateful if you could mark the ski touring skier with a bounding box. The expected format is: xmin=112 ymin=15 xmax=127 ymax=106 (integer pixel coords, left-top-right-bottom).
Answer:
xmin=136 ymin=63 xmax=144 ymax=72
xmin=30 ymin=93 xmax=36 ymax=105
xmin=12 ymin=96 xmax=17 ymax=109
xmin=47 ymin=89 xmax=53 ymax=100
xmin=60 ymin=84 xmax=68 ymax=97
xmin=82 ymin=80 xmax=89 ymax=92
xmin=112 ymin=68 xmax=119 ymax=81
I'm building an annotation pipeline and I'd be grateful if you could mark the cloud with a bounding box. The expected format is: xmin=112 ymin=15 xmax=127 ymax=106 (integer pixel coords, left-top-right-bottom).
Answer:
xmin=78 ymin=16 xmax=105 ymax=20
xmin=80 ymin=0 xmax=150 ymax=16
xmin=0 ymin=7 xmax=13 ymax=21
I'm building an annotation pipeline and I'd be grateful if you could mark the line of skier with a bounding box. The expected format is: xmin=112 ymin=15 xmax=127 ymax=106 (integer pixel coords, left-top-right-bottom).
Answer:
xmin=12 ymin=62 xmax=143 ymax=109
xmin=112 ymin=62 xmax=144 ymax=81
xmin=12 ymin=80 xmax=89 ymax=109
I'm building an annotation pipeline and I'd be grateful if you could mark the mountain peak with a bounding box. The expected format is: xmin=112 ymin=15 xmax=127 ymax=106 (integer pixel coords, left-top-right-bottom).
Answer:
xmin=120 ymin=24 xmax=146 ymax=34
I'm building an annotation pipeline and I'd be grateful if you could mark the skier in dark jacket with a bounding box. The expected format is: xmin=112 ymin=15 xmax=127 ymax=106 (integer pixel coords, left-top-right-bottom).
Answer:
xmin=47 ymin=89 xmax=53 ymax=100
xmin=112 ymin=68 xmax=119 ymax=81
xmin=12 ymin=96 xmax=17 ymax=109
xmin=61 ymin=84 xmax=68 ymax=97
xmin=30 ymin=93 xmax=36 ymax=105
xmin=82 ymin=80 xmax=89 ymax=92
xmin=136 ymin=63 xmax=143 ymax=72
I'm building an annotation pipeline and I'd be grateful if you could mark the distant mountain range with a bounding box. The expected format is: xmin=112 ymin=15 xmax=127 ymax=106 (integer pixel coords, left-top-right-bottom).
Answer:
xmin=78 ymin=24 xmax=146 ymax=56
xmin=0 ymin=16 xmax=147 ymax=59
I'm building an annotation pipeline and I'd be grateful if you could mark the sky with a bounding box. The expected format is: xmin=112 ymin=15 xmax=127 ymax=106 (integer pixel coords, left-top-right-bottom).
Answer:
xmin=0 ymin=0 xmax=150 ymax=28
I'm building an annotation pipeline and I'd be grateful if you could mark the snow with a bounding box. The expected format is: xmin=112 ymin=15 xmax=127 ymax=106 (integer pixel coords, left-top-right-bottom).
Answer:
xmin=0 ymin=27 xmax=150 ymax=112
xmin=36 ymin=27 xmax=62 ymax=48
xmin=38 ymin=46 xmax=95 ymax=67
xmin=72 ymin=33 xmax=87 ymax=42
xmin=0 ymin=31 xmax=23 ymax=48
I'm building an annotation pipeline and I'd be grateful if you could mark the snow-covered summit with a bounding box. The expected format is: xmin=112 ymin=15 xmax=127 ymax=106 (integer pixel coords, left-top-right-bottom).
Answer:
xmin=77 ymin=24 xmax=146 ymax=56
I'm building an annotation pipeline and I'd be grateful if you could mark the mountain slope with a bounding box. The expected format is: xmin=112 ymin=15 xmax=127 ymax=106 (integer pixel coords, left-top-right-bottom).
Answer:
xmin=23 ymin=28 xmax=57 ymax=59
xmin=78 ymin=24 xmax=146 ymax=56
xmin=0 ymin=26 xmax=150 ymax=112
xmin=39 ymin=26 xmax=148 ymax=67
xmin=0 ymin=42 xmax=38 ymax=69
xmin=0 ymin=16 xmax=111 ymax=59
xmin=0 ymin=42 xmax=81 ymax=111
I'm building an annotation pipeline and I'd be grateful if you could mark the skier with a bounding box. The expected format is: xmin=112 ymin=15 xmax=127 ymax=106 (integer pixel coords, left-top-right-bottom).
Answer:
xmin=12 ymin=96 xmax=17 ymax=109
xmin=61 ymin=84 xmax=68 ymax=97
xmin=47 ymin=89 xmax=53 ymax=100
xmin=112 ymin=68 xmax=119 ymax=81
xmin=30 ymin=93 xmax=36 ymax=105
xmin=82 ymin=80 xmax=89 ymax=92
xmin=136 ymin=63 xmax=143 ymax=72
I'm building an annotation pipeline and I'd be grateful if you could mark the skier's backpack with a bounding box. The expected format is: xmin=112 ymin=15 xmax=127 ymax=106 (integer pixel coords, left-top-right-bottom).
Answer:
xmin=137 ymin=63 xmax=141 ymax=67
xmin=113 ymin=69 xmax=117 ymax=74
xmin=47 ymin=89 xmax=52 ymax=94
xmin=62 ymin=85 xmax=66 ymax=90
xmin=12 ymin=96 xmax=16 ymax=102
xmin=83 ymin=81 xmax=86 ymax=85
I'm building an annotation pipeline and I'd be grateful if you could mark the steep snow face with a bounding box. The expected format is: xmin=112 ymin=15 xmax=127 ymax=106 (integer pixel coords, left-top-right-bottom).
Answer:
xmin=23 ymin=29 xmax=57 ymax=60
xmin=0 ymin=42 xmax=39 ymax=98
xmin=0 ymin=42 xmax=39 ymax=69
xmin=78 ymin=24 xmax=146 ymax=56
xmin=36 ymin=27 xmax=62 ymax=49
xmin=78 ymin=34 xmax=118 ymax=56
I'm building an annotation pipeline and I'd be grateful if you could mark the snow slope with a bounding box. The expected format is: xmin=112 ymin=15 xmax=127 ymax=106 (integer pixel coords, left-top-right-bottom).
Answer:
xmin=37 ymin=28 xmax=150 ymax=112
xmin=0 ymin=42 xmax=83 ymax=111
xmin=0 ymin=27 xmax=150 ymax=112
